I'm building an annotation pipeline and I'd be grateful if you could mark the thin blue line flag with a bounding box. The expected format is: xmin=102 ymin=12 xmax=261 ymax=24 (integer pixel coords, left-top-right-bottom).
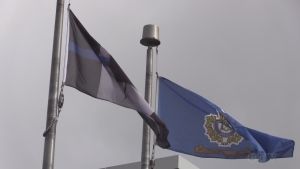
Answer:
xmin=157 ymin=76 xmax=294 ymax=162
xmin=65 ymin=10 xmax=169 ymax=148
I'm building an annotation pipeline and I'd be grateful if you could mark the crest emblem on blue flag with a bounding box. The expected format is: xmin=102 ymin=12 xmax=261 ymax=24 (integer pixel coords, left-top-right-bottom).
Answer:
xmin=158 ymin=76 xmax=294 ymax=162
xmin=204 ymin=114 xmax=243 ymax=147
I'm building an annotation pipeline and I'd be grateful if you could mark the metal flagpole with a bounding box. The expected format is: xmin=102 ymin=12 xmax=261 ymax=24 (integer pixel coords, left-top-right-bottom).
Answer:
xmin=140 ymin=24 xmax=161 ymax=169
xmin=42 ymin=0 xmax=65 ymax=169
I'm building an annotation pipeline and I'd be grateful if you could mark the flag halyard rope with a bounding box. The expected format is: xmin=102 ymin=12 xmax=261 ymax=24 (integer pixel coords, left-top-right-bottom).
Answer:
xmin=149 ymin=47 xmax=160 ymax=169
xmin=149 ymin=140 xmax=157 ymax=169
xmin=43 ymin=85 xmax=64 ymax=137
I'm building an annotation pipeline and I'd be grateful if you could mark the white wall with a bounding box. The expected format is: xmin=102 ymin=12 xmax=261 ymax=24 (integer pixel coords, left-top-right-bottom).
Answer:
xmin=100 ymin=155 xmax=199 ymax=169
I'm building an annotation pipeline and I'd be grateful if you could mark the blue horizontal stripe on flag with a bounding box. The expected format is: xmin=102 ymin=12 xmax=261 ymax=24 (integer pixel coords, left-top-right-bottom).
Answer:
xmin=69 ymin=41 xmax=111 ymax=65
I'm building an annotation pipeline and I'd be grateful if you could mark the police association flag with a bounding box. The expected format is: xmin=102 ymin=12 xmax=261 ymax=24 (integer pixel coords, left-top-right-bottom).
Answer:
xmin=65 ymin=10 xmax=169 ymax=148
xmin=157 ymin=77 xmax=294 ymax=162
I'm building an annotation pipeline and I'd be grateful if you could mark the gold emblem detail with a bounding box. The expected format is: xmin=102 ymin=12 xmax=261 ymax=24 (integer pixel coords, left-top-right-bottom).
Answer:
xmin=204 ymin=114 xmax=243 ymax=147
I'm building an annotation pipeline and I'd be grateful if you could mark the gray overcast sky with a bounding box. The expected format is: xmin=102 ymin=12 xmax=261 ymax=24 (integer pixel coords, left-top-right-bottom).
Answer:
xmin=0 ymin=0 xmax=299 ymax=169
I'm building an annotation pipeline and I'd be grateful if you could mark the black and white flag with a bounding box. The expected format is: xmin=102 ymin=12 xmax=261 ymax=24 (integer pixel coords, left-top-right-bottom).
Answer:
xmin=65 ymin=10 xmax=170 ymax=148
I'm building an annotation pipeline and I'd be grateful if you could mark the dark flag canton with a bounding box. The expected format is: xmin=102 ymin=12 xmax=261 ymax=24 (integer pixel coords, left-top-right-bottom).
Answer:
xmin=65 ymin=9 xmax=170 ymax=148
xmin=157 ymin=77 xmax=294 ymax=162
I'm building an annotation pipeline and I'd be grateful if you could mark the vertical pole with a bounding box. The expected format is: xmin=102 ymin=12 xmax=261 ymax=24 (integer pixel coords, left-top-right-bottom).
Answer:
xmin=42 ymin=0 xmax=65 ymax=169
xmin=140 ymin=24 xmax=160 ymax=169
xmin=141 ymin=47 xmax=153 ymax=169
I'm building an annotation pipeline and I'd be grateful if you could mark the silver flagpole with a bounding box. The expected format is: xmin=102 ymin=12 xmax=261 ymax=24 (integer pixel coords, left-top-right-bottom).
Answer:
xmin=42 ymin=0 xmax=65 ymax=169
xmin=140 ymin=24 xmax=161 ymax=169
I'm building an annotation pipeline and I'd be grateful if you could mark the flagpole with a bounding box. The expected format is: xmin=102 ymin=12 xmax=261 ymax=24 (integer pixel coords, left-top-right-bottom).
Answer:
xmin=140 ymin=24 xmax=161 ymax=169
xmin=42 ymin=0 xmax=65 ymax=169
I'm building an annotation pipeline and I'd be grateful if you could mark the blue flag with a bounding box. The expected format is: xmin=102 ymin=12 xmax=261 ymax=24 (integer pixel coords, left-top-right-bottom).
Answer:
xmin=157 ymin=77 xmax=294 ymax=162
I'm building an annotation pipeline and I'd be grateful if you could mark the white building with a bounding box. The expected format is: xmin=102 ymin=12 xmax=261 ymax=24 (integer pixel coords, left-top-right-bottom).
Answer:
xmin=100 ymin=155 xmax=199 ymax=169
